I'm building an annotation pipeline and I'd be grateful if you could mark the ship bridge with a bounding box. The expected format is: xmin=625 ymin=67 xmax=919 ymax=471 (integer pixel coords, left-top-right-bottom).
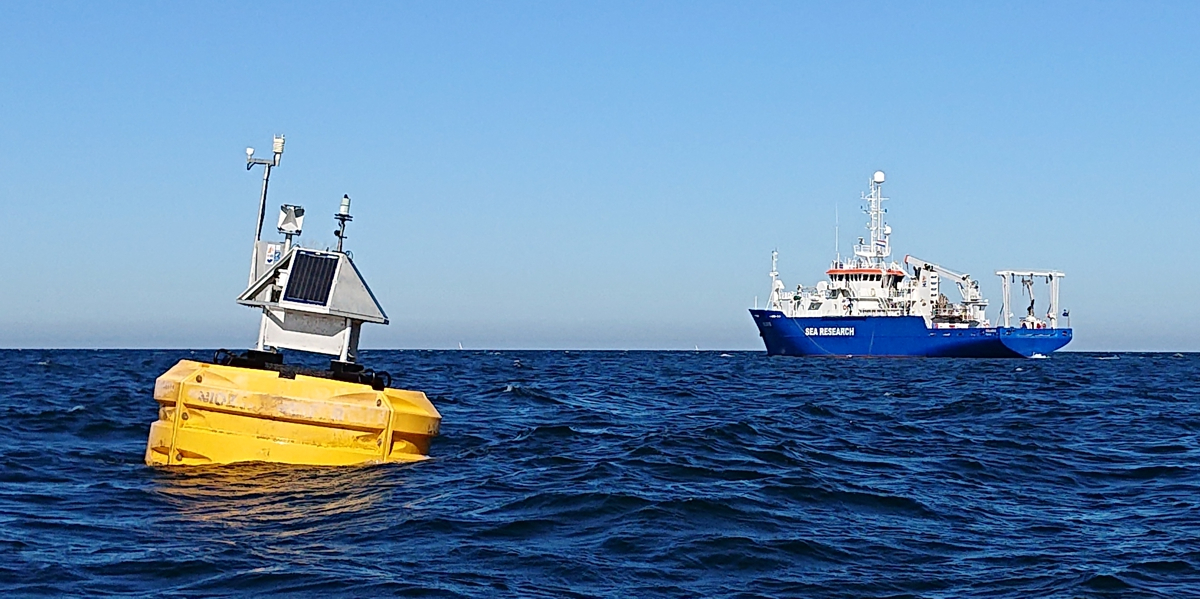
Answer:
xmin=753 ymin=169 xmax=1072 ymax=357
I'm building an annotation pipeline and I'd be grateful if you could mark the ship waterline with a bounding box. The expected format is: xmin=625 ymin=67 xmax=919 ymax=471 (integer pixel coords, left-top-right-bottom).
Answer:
xmin=752 ymin=170 xmax=1071 ymax=358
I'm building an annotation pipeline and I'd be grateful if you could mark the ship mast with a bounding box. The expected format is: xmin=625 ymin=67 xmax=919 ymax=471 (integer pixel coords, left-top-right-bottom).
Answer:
xmin=853 ymin=170 xmax=891 ymax=268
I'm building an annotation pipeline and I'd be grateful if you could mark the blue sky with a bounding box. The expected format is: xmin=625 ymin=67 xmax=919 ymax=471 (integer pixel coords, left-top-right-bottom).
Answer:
xmin=1 ymin=2 xmax=1197 ymax=350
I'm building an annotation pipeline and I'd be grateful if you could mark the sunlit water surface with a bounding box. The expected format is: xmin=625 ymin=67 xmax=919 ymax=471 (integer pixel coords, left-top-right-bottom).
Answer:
xmin=1 ymin=350 xmax=1197 ymax=597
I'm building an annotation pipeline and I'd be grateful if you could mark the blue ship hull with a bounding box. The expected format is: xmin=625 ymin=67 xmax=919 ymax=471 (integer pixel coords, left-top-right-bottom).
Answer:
xmin=750 ymin=310 xmax=1072 ymax=358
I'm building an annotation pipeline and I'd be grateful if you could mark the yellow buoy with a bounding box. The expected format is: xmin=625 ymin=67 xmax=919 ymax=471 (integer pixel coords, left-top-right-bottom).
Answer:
xmin=145 ymin=136 xmax=441 ymax=467
xmin=145 ymin=360 xmax=440 ymax=466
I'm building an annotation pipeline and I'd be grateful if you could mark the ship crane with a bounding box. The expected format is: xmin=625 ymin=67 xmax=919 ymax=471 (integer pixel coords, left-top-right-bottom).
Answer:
xmin=904 ymin=255 xmax=989 ymax=324
xmin=904 ymin=256 xmax=985 ymax=303
xmin=749 ymin=171 xmax=1072 ymax=357
xmin=995 ymin=269 xmax=1064 ymax=329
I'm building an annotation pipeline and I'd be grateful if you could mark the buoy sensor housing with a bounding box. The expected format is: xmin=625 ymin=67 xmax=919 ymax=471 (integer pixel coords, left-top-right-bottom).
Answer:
xmin=144 ymin=136 xmax=441 ymax=467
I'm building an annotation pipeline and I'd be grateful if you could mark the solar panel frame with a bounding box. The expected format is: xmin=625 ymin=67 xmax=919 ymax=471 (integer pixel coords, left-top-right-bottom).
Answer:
xmin=282 ymin=251 xmax=339 ymax=306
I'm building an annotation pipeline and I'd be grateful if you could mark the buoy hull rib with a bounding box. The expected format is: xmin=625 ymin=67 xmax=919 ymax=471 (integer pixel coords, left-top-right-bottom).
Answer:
xmin=145 ymin=360 xmax=440 ymax=467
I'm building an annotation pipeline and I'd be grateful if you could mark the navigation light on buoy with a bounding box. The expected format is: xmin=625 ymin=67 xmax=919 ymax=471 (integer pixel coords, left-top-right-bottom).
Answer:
xmin=143 ymin=135 xmax=441 ymax=467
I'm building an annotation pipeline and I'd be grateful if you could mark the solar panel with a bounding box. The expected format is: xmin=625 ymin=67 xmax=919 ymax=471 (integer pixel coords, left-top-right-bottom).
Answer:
xmin=283 ymin=251 xmax=339 ymax=305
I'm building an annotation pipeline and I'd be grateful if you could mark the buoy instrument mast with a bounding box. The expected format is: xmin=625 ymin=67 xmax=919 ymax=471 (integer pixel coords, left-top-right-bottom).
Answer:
xmin=144 ymin=136 xmax=441 ymax=466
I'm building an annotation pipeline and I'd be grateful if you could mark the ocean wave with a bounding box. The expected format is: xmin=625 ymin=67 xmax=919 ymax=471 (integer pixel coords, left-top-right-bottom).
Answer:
xmin=0 ymin=350 xmax=1197 ymax=597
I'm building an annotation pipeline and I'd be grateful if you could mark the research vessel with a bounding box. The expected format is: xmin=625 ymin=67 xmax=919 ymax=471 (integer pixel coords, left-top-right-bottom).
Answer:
xmin=749 ymin=171 xmax=1072 ymax=358
xmin=145 ymin=136 xmax=440 ymax=466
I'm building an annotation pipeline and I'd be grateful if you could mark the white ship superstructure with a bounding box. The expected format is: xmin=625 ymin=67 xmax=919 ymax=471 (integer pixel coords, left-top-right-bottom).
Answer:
xmin=751 ymin=170 xmax=1072 ymax=358
xmin=766 ymin=171 xmax=1063 ymax=330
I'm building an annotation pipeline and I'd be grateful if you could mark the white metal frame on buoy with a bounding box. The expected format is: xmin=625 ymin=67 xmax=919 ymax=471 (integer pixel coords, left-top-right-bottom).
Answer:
xmin=235 ymin=136 xmax=388 ymax=363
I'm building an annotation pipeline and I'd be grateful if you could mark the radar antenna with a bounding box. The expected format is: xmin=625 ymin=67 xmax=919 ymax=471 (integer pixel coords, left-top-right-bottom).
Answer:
xmin=853 ymin=170 xmax=890 ymax=266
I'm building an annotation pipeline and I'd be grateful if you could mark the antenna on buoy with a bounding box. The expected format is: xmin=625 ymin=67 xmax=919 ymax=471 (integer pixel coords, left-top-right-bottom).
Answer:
xmin=246 ymin=135 xmax=285 ymax=284
xmin=237 ymin=191 xmax=387 ymax=364
xmin=334 ymin=194 xmax=352 ymax=252
xmin=143 ymin=137 xmax=441 ymax=469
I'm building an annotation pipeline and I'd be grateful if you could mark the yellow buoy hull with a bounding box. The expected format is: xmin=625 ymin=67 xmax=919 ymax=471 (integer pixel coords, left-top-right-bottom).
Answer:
xmin=145 ymin=360 xmax=440 ymax=467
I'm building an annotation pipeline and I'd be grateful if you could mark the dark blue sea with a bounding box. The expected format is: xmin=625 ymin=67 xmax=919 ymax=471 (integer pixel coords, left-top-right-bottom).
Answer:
xmin=1 ymin=350 xmax=1198 ymax=598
